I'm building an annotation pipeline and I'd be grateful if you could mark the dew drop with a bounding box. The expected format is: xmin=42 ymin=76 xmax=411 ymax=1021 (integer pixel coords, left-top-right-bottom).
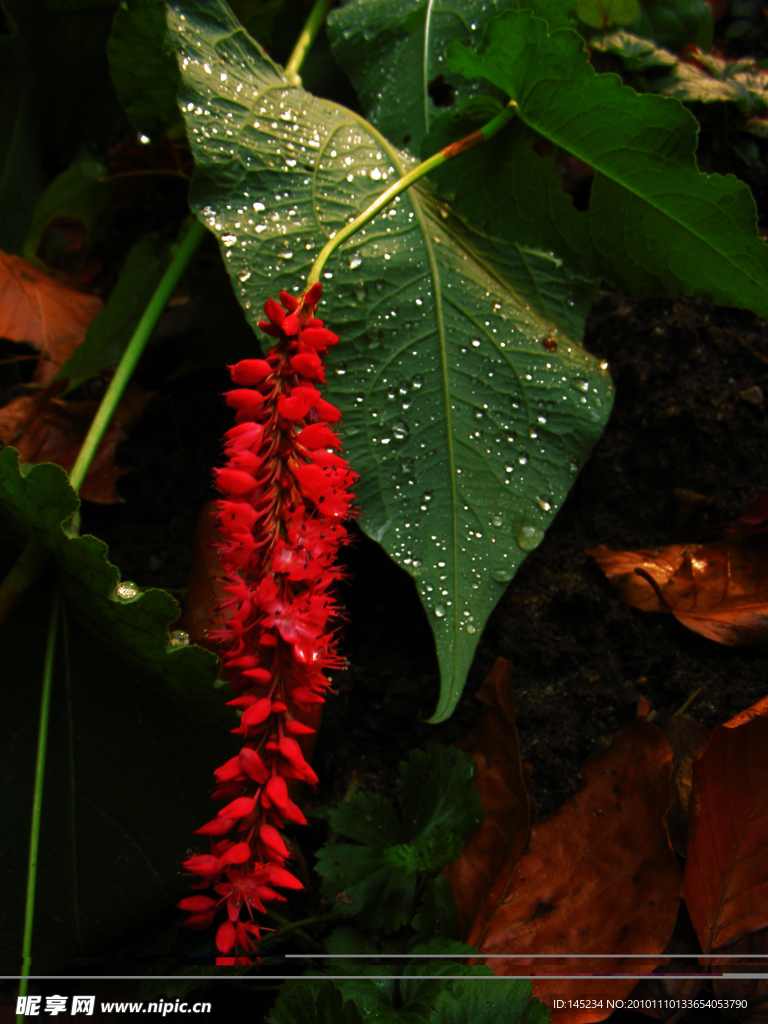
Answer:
xmin=491 ymin=514 xmax=502 ymax=527
xmin=348 ymin=252 xmax=362 ymax=269
xmin=434 ymin=604 xmax=446 ymax=618
xmin=411 ymin=374 xmax=424 ymax=389
xmin=116 ymin=581 xmax=139 ymax=600
xmin=492 ymin=568 xmax=514 ymax=583
xmin=335 ymin=363 xmax=347 ymax=375
xmin=169 ymin=630 xmax=190 ymax=647
xmin=515 ymin=523 xmax=545 ymax=551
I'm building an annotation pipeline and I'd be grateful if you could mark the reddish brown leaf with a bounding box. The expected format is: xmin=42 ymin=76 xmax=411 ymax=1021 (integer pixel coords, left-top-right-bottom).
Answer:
xmin=588 ymin=532 xmax=768 ymax=646
xmin=0 ymin=385 xmax=152 ymax=503
xmin=683 ymin=697 xmax=768 ymax=953
xmin=663 ymin=713 xmax=711 ymax=857
xmin=468 ymin=719 xmax=681 ymax=1023
xmin=0 ymin=251 xmax=102 ymax=384
xmin=442 ymin=658 xmax=530 ymax=935
xmin=711 ymin=928 xmax=768 ymax=1022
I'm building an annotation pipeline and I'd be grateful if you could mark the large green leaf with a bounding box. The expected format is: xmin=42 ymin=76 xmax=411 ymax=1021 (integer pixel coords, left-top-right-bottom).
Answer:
xmin=0 ymin=447 xmax=232 ymax=962
xmin=629 ymin=0 xmax=712 ymax=52
xmin=167 ymin=0 xmax=612 ymax=721
xmin=108 ymin=0 xmax=184 ymax=140
xmin=326 ymin=0 xmax=514 ymax=156
xmin=448 ymin=9 xmax=768 ymax=314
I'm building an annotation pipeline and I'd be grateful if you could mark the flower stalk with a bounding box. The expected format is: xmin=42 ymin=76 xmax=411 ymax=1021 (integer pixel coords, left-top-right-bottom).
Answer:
xmin=180 ymin=284 xmax=356 ymax=962
xmin=306 ymin=100 xmax=518 ymax=287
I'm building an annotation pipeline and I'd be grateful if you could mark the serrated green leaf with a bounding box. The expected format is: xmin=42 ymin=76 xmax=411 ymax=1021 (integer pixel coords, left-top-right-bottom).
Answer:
xmin=316 ymin=744 xmax=480 ymax=931
xmin=329 ymin=790 xmax=404 ymax=847
xmin=316 ymin=841 xmax=419 ymax=933
xmin=399 ymin=743 xmax=482 ymax=844
xmin=409 ymin=875 xmax=459 ymax=946
xmin=268 ymin=981 xmax=365 ymax=1024
xmin=0 ymin=448 xmax=232 ymax=961
xmin=449 ymin=9 xmax=768 ymax=314
xmin=326 ymin=0 xmax=514 ymax=156
xmin=23 ymin=161 xmax=113 ymax=267
xmin=169 ymin=0 xmax=612 ymax=720
xmin=430 ymin=978 xmax=549 ymax=1024
xmin=59 ymin=233 xmax=170 ymax=384
xmin=592 ymin=31 xmax=768 ymax=114
xmin=109 ymin=0 xmax=183 ymax=139
xmin=629 ymin=0 xmax=712 ymax=52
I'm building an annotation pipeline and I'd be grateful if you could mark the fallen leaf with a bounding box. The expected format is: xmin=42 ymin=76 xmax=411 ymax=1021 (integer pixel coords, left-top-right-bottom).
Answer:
xmin=0 ymin=385 xmax=153 ymax=504
xmin=442 ymin=658 xmax=531 ymax=936
xmin=625 ymin=906 xmax=707 ymax=1018
xmin=588 ymin=531 xmax=768 ymax=646
xmin=662 ymin=713 xmax=710 ymax=857
xmin=0 ymin=251 xmax=102 ymax=384
xmin=468 ymin=719 xmax=681 ymax=1024
xmin=683 ymin=696 xmax=768 ymax=953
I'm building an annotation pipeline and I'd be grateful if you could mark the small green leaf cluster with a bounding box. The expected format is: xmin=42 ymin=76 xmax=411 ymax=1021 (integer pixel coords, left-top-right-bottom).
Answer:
xmin=315 ymin=743 xmax=482 ymax=937
xmin=268 ymin=939 xmax=550 ymax=1024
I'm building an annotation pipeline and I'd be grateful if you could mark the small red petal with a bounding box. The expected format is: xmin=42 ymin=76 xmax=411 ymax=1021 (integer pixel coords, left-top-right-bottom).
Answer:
xmin=216 ymin=920 xmax=236 ymax=954
xmin=239 ymin=747 xmax=270 ymax=783
xmin=266 ymin=864 xmax=303 ymax=890
xmin=195 ymin=817 xmax=236 ymax=836
xmin=228 ymin=359 xmax=272 ymax=385
xmin=264 ymin=298 xmax=285 ymax=325
xmin=214 ymin=755 xmax=244 ymax=783
xmin=298 ymin=423 xmax=341 ymax=449
xmin=303 ymin=283 xmax=322 ymax=307
xmin=241 ymin=697 xmax=272 ymax=728
xmin=220 ymin=841 xmax=251 ymax=865
xmin=224 ymin=388 xmax=266 ymax=413
xmin=284 ymin=720 xmax=316 ymax=735
xmin=260 ymin=823 xmax=289 ymax=858
xmin=282 ymin=312 xmax=300 ymax=336
xmin=182 ymin=854 xmax=224 ymax=876
xmin=178 ymin=895 xmax=217 ymax=912
xmin=213 ymin=468 xmax=257 ymax=496
xmin=217 ymin=795 xmax=257 ymax=819
xmin=279 ymin=290 xmax=299 ymax=312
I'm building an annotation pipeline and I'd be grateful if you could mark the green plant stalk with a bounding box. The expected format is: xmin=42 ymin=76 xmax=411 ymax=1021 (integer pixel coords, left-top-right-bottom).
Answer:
xmin=305 ymin=102 xmax=518 ymax=288
xmin=16 ymin=586 xmax=61 ymax=1022
xmin=69 ymin=218 xmax=206 ymax=491
xmin=284 ymin=0 xmax=334 ymax=82
xmin=0 ymin=218 xmax=207 ymax=627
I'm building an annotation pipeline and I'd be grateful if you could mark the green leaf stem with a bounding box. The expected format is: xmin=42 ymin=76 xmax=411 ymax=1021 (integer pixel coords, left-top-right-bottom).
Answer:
xmin=168 ymin=0 xmax=612 ymax=720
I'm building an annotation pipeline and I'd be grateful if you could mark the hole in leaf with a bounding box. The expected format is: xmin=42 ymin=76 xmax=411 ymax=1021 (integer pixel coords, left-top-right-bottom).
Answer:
xmin=427 ymin=75 xmax=455 ymax=108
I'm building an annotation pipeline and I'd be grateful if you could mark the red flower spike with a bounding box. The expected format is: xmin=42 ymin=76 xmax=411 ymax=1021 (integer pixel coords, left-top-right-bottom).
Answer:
xmin=184 ymin=283 xmax=356 ymax=962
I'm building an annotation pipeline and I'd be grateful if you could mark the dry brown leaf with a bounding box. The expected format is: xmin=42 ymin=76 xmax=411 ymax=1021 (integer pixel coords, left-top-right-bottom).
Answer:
xmin=683 ymin=696 xmax=768 ymax=953
xmin=442 ymin=658 xmax=530 ymax=935
xmin=0 ymin=385 xmax=153 ymax=503
xmin=0 ymin=251 xmax=102 ymax=384
xmin=588 ymin=532 xmax=768 ymax=646
xmin=662 ymin=713 xmax=710 ymax=857
xmin=467 ymin=719 xmax=681 ymax=1024
xmin=711 ymin=928 xmax=768 ymax=1022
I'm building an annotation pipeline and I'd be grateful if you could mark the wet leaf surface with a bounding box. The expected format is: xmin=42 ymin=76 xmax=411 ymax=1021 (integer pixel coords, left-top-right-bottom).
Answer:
xmin=170 ymin=0 xmax=612 ymax=722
